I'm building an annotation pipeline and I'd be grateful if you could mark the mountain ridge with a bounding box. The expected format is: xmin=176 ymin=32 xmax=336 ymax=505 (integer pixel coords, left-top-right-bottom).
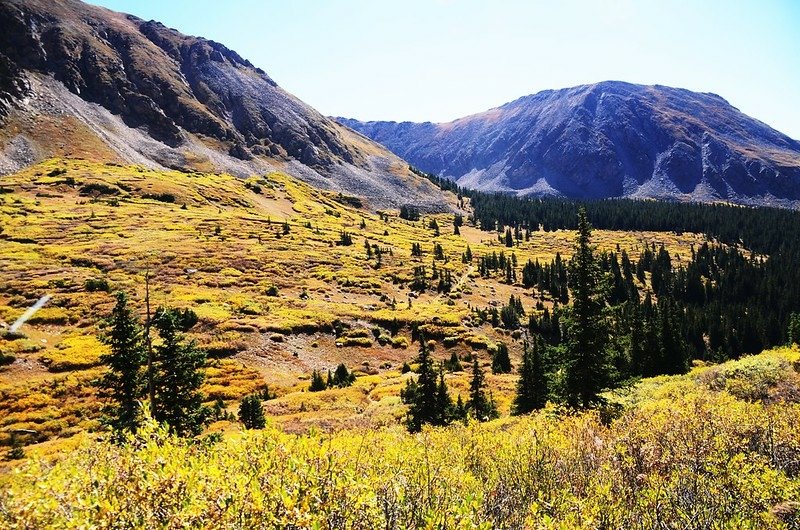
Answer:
xmin=337 ymin=81 xmax=800 ymax=208
xmin=0 ymin=0 xmax=447 ymax=210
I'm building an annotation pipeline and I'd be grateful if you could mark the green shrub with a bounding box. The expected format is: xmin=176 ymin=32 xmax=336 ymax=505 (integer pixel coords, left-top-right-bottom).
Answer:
xmin=84 ymin=278 xmax=110 ymax=292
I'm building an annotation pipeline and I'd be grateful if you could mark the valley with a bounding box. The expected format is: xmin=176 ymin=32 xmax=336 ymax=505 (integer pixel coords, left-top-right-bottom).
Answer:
xmin=0 ymin=158 xmax=706 ymax=448
xmin=0 ymin=0 xmax=799 ymax=527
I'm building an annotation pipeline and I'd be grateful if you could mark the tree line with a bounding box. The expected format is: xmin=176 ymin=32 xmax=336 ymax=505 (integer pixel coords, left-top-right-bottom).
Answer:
xmin=411 ymin=165 xmax=800 ymax=351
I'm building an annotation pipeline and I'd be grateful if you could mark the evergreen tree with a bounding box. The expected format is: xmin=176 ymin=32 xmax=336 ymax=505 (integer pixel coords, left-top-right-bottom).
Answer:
xmin=789 ymin=313 xmax=800 ymax=345
xmin=97 ymin=292 xmax=145 ymax=435
xmin=467 ymin=355 xmax=497 ymax=421
xmin=504 ymin=228 xmax=514 ymax=247
xmin=411 ymin=265 xmax=428 ymax=291
xmin=238 ymin=394 xmax=266 ymax=429
xmin=434 ymin=368 xmax=454 ymax=425
xmin=331 ymin=363 xmax=356 ymax=387
xmin=445 ymin=351 xmax=463 ymax=372
xmin=400 ymin=204 xmax=421 ymax=221
xmin=513 ymin=336 xmax=547 ymax=414
xmin=152 ymin=308 xmax=207 ymax=436
xmin=658 ymin=298 xmax=687 ymax=375
xmin=563 ymin=209 xmax=611 ymax=408
xmin=212 ymin=398 xmax=226 ymax=421
xmin=491 ymin=342 xmax=512 ymax=374
xmin=400 ymin=338 xmax=441 ymax=432
xmin=309 ymin=369 xmax=327 ymax=391
xmin=500 ymin=302 xmax=521 ymax=330
xmin=338 ymin=231 xmax=353 ymax=246
xmin=453 ymin=394 xmax=467 ymax=423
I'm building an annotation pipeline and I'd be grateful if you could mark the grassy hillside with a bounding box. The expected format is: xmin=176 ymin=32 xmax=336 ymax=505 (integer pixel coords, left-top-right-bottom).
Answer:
xmin=0 ymin=159 xmax=707 ymax=448
xmin=2 ymin=346 xmax=799 ymax=528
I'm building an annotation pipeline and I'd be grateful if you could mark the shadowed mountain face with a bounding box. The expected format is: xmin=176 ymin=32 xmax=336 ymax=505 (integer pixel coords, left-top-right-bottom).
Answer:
xmin=338 ymin=82 xmax=800 ymax=208
xmin=0 ymin=0 xmax=446 ymax=209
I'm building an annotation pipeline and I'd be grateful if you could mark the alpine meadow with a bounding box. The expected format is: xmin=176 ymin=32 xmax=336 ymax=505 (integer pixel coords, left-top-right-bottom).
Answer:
xmin=1 ymin=0 xmax=800 ymax=528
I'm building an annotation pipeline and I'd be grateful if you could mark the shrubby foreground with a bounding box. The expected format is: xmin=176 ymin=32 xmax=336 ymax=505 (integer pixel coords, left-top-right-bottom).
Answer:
xmin=3 ymin=348 xmax=799 ymax=529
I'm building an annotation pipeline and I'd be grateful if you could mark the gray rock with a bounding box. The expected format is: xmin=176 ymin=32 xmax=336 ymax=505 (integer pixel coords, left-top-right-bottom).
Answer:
xmin=0 ymin=0 xmax=447 ymax=210
xmin=337 ymin=81 xmax=800 ymax=208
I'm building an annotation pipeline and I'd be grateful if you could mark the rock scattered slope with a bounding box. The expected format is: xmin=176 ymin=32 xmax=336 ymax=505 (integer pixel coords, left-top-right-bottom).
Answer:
xmin=338 ymin=81 xmax=800 ymax=208
xmin=0 ymin=0 xmax=445 ymax=209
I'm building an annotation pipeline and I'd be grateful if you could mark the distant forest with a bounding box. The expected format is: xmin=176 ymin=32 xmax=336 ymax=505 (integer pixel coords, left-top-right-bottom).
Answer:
xmin=411 ymin=166 xmax=800 ymax=366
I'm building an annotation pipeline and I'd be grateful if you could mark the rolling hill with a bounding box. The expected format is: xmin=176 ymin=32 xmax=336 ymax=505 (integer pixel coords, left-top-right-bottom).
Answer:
xmin=338 ymin=81 xmax=800 ymax=208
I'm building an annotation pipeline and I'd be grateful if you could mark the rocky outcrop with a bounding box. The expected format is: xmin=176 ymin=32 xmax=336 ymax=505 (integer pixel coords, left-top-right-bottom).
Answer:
xmin=338 ymin=81 xmax=800 ymax=208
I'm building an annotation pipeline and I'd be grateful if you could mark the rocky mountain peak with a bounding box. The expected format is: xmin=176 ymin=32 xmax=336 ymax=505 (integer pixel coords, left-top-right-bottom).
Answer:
xmin=339 ymin=81 xmax=800 ymax=208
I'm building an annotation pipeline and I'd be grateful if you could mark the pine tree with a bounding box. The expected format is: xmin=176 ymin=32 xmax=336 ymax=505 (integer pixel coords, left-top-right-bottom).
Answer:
xmin=563 ymin=208 xmax=611 ymax=408
xmin=453 ymin=394 xmax=467 ymax=423
xmin=152 ymin=308 xmax=208 ymax=436
xmin=467 ymin=355 xmax=496 ymax=421
xmin=445 ymin=351 xmax=463 ymax=372
xmin=789 ymin=313 xmax=800 ymax=345
xmin=491 ymin=342 xmax=512 ymax=374
xmin=400 ymin=338 xmax=440 ymax=432
xmin=513 ymin=336 xmax=547 ymax=414
xmin=331 ymin=363 xmax=356 ymax=387
xmin=309 ymin=369 xmax=326 ymax=391
xmin=238 ymin=394 xmax=266 ymax=429
xmin=658 ymin=298 xmax=687 ymax=375
xmin=434 ymin=368 xmax=453 ymax=425
xmin=97 ymin=292 xmax=145 ymax=435
xmin=7 ymin=433 xmax=25 ymax=460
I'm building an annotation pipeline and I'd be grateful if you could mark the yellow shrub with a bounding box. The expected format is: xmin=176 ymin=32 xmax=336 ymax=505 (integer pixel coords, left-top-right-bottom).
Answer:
xmin=40 ymin=336 xmax=108 ymax=372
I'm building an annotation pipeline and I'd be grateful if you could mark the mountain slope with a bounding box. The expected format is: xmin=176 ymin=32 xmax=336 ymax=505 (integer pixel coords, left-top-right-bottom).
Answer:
xmin=338 ymin=81 xmax=800 ymax=208
xmin=0 ymin=0 xmax=446 ymax=209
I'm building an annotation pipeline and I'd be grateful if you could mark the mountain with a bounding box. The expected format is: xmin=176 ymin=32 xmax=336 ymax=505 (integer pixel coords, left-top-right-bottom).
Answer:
xmin=337 ymin=81 xmax=800 ymax=208
xmin=0 ymin=0 xmax=446 ymax=210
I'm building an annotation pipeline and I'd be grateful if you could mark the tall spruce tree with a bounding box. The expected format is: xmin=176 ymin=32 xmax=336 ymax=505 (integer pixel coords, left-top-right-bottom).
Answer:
xmin=513 ymin=336 xmax=548 ymax=414
xmin=563 ymin=208 xmax=612 ymax=408
xmin=491 ymin=342 xmax=512 ymax=374
xmin=467 ymin=355 xmax=497 ymax=421
xmin=400 ymin=338 xmax=441 ymax=432
xmin=97 ymin=292 xmax=145 ymax=435
xmin=152 ymin=308 xmax=207 ymax=436
xmin=434 ymin=367 xmax=454 ymax=425
xmin=658 ymin=298 xmax=687 ymax=375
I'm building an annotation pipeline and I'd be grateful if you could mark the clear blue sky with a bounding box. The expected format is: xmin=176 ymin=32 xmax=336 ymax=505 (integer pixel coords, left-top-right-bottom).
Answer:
xmin=90 ymin=0 xmax=800 ymax=139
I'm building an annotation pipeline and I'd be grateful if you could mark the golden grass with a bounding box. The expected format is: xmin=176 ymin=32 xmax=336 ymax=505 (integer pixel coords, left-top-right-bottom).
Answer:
xmin=0 ymin=158 xmax=710 ymax=446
